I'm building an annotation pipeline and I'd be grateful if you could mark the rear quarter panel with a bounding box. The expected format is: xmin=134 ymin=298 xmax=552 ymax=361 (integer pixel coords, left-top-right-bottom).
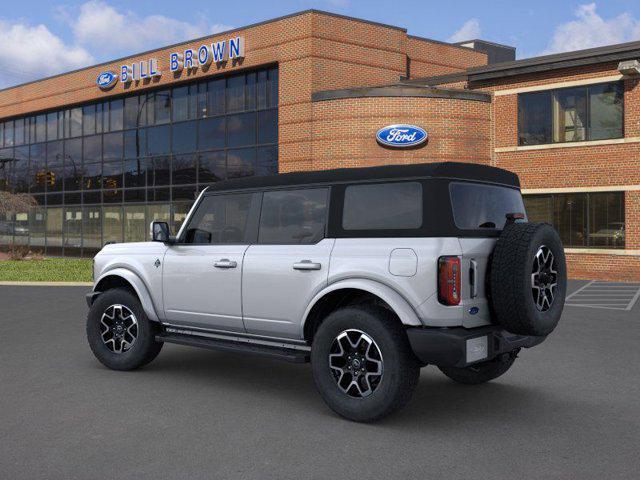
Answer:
xmin=328 ymin=238 xmax=467 ymax=327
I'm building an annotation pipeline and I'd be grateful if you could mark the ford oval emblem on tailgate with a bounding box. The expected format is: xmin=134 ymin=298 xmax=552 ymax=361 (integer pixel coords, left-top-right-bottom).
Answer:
xmin=469 ymin=307 xmax=479 ymax=315
xmin=376 ymin=124 xmax=428 ymax=148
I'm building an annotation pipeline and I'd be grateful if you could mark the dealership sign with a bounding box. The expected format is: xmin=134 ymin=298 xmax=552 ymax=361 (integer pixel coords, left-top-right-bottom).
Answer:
xmin=96 ymin=71 xmax=118 ymax=90
xmin=376 ymin=125 xmax=428 ymax=148
xmin=96 ymin=36 xmax=245 ymax=89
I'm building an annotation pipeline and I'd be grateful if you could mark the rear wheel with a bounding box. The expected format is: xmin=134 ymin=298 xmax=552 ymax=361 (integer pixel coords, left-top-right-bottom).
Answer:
xmin=438 ymin=350 xmax=518 ymax=385
xmin=311 ymin=306 xmax=420 ymax=422
xmin=86 ymin=288 xmax=163 ymax=371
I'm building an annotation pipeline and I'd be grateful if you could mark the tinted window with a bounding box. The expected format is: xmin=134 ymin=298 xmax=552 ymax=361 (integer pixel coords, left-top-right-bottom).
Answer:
xmin=343 ymin=182 xmax=422 ymax=230
xmin=184 ymin=193 xmax=253 ymax=244
xmin=450 ymin=182 xmax=526 ymax=230
xmin=259 ymin=188 xmax=328 ymax=244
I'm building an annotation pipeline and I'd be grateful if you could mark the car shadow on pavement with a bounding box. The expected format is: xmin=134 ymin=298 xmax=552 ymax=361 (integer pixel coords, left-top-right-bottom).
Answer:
xmin=125 ymin=344 xmax=570 ymax=428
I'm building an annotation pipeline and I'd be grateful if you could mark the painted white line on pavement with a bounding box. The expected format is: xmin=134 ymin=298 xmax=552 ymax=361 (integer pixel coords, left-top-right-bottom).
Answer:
xmin=565 ymin=280 xmax=595 ymax=301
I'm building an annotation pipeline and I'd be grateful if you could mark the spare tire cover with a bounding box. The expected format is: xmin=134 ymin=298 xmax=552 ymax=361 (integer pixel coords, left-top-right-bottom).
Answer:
xmin=490 ymin=222 xmax=566 ymax=336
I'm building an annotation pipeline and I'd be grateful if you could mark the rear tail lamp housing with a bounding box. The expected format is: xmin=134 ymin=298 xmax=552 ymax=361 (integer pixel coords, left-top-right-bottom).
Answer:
xmin=438 ymin=256 xmax=461 ymax=306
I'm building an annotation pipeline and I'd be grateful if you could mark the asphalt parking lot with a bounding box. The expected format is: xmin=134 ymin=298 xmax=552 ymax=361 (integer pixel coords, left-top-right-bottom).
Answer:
xmin=1 ymin=281 xmax=639 ymax=480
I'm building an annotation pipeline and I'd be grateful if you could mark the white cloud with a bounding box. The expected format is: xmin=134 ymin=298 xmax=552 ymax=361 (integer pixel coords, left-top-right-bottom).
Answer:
xmin=543 ymin=3 xmax=640 ymax=54
xmin=448 ymin=19 xmax=481 ymax=43
xmin=0 ymin=20 xmax=93 ymax=88
xmin=68 ymin=1 xmax=232 ymax=57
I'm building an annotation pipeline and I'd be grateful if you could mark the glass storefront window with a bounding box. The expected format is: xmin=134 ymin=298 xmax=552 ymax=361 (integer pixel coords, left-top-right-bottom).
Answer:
xmin=103 ymin=206 xmax=123 ymax=244
xmin=0 ymin=66 xmax=278 ymax=256
xmin=124 ymin=205 xmax=146 ymax=242
xmin=524 ymin=192 xmax=625 ymax=248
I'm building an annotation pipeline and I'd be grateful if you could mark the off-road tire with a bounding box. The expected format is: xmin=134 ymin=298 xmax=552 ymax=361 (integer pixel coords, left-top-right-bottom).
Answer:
xmin=490 ymin=222 xmax=566 ymax=336
xmin=87 ymin=288 xmax=163 ymax=371
xmin=311 ymin=306 xmax=420 ymax=422
xmin=438 ymin=350 xmax=518 ymax=385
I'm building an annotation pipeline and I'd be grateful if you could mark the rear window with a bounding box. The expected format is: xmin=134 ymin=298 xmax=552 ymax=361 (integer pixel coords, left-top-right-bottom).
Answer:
xmin=450 ymin=182 xmax=526 ymax=230
xmin=343 ymin=182 xmax=422 ymax=230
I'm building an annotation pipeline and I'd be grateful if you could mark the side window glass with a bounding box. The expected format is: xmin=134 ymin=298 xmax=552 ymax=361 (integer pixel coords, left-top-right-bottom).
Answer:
xmin=343 ymin=182 xmax=422 ymax=230
xmin=258 ymin=188 xmax=328 ymax=244
xmin=183 ymin=193 xmax=253 ymax=244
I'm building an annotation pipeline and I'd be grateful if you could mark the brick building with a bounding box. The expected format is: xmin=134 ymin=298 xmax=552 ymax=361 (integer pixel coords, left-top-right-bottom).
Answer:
xmin=0 ymin=10 xmax=638 ymax=281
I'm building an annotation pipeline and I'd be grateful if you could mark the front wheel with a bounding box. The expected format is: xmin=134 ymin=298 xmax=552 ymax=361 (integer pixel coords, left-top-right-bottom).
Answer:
xmin=438 ymin=350 xmax=518 ymax=385
xmin=86 ymin=288 xmax=163 ymax=371
xmin=311 ymin=306 xmax=420 ymax=422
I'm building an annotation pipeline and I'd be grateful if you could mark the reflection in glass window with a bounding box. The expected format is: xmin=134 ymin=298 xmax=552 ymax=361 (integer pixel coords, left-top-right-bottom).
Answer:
xmin=524 ymin=192 xmax=625 ymax=248
xmin=226 ymin=75 xmax=245 ymax=113
xmin=259 ymin=188 xmax=328 ymax=244
xmin=83 ymin=206 xmax=101 ymax=253
xmin=208 ymin=79 xmax=225 ymax=116
xmin=109 ymin=99 xmax=124 ymax=131
xmin=103 ymin=132 xmax=123 ymax=160
xmin=198 ymin=151 xmax=225 ymax=183
xmin=46 ymin=207 xmax=63 ymax=253
xmin=1 ymin=66 xmax=277 ymax=255
xmin=198 ymin=117 xmax=225 ymax=150
xmin=227 ymin=148 xmax=255 ymax=179
xmin=184 ymin=193 xmax=253 ymax=244
xmin=172 ymin=121 xmax=197 ymax=154
xmin=154 ymin=91 xmax=171 ymax=124
xmin=124 ymin=205 xmax=146 ymax=242
xmin=103 ymin=206 xmax=123 ymax=244
xmin=257 ymin=109 xmax=277 ymax=144
xmin=519 ymin=82 xmax=623 ymax=145
xmin=172 ymin=154 xmax=197 ymax=185
xmin=227 ymin=112 xmax=256 ymax=147
xmin=64 ymin=207 xmax=83 ymax=254
xmin=147 ymin=125 xmax=170 ymax=155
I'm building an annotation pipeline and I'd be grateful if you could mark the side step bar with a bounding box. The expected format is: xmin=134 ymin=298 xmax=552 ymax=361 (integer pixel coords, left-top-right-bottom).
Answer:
xmin=156 ymin=332 xmax=310 ymax=363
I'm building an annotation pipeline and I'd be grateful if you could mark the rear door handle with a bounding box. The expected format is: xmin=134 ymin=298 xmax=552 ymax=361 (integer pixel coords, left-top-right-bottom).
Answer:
xmin=214 ymin=259 xmax=237 ymax=269
xmin=293 ymin=260 xmax=322 ymax=271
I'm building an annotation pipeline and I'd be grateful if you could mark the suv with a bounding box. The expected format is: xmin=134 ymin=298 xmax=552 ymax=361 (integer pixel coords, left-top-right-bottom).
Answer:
xmin=86 ymin=162 xmax=566 ymax=422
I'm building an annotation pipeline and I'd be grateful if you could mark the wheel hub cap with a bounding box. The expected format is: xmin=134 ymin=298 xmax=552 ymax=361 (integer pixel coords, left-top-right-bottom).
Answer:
xmin=328 ymin=329 xmax=383 ymax=398
xmin=100 ymin=304 xmax=138 ymax=353
xmin=531 ymin=246 xmax=558 ymax=312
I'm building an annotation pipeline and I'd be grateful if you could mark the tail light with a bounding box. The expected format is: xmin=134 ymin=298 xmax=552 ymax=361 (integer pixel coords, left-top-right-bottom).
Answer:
xmin=438 ymin=256 xmax=461 ymax=306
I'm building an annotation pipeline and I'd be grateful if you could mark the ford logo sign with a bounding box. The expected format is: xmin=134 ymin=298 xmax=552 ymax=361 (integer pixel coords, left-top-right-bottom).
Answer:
xmin=376 ymin=124 xmax=428 ymax=148
xmin=469 ymin=307 xmax=480 ymax=315
xmin=96 ymin=71 xmax=118 ymax=90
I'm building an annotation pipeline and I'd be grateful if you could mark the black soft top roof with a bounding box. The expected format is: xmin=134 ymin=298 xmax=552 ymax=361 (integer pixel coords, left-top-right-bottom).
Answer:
xmin=206 ymin=162 xmax=520 ymax=193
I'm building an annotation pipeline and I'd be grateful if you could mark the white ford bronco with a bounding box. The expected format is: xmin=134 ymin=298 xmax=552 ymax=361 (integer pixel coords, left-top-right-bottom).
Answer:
xmin=86 ymin=162 xmax=566 ymax=422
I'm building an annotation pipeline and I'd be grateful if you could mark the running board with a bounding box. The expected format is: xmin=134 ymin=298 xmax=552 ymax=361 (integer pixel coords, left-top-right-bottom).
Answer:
xmin=156 ymin=332 xmax=310 ymax=363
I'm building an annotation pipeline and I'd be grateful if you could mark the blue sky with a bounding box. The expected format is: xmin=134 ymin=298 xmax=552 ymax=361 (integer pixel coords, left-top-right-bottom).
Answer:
xmin=1 ymin=0 xmax=640 ymax=88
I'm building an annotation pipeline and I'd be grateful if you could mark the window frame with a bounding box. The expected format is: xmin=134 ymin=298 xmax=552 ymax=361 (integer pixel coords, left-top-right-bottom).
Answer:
xmin=517 ymin=81 xmax=625 ymax=146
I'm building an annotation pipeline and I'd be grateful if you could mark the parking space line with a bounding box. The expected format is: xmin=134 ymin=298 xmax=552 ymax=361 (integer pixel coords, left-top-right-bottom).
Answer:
xmin=565 ymin=280 xmax=595 ymax=301
xmin=565 ymin=281 xmax=640 ymax=311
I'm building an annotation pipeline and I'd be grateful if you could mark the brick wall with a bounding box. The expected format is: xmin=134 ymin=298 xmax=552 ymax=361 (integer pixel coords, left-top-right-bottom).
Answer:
xmin=305 ymin=95 xmax=491 ymax=171
xmin=406 ymin=37 xmax=487 ymax=79
xmin=474 ymin=63 xmax=640 ymax=281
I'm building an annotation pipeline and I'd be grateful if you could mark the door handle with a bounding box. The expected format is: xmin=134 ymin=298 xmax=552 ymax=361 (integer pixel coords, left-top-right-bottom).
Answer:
xmin=214 ymin=259 xmax=237 ymax=269
xmin=293 ymin=260 xmax=322 ymax=271
xmin=469 ymin=259 xmax=478 ymax=298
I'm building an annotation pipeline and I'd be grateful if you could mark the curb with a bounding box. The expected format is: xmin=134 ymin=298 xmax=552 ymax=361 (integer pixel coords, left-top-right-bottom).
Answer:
xmin=0 ymin=281 xmax=93 ymax=287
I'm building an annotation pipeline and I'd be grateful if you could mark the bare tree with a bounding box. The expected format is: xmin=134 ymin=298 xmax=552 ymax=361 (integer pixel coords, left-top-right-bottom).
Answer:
xmin=0 ymin=191 xmax=37 ymax=216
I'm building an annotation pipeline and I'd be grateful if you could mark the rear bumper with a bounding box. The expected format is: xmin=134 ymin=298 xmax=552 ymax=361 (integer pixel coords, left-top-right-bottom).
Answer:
xmin=406 ymin=325 xmax=546 ymax=368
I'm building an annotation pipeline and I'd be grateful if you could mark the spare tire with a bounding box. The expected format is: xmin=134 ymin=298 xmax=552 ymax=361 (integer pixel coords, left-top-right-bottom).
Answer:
xmin=490 ymin=222 xmax=566 ymax=336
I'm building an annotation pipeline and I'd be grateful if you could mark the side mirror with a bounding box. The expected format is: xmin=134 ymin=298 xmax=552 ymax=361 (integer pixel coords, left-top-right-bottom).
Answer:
xmin=150 ymin=221 xmax=171 ymax=242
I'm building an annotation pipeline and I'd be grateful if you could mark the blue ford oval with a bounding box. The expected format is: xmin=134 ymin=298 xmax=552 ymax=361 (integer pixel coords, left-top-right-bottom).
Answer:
xmin=376 ymin=124 xmax=428 ymax=148
xmin=96 ymin=71 xmax=118 ymax=90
